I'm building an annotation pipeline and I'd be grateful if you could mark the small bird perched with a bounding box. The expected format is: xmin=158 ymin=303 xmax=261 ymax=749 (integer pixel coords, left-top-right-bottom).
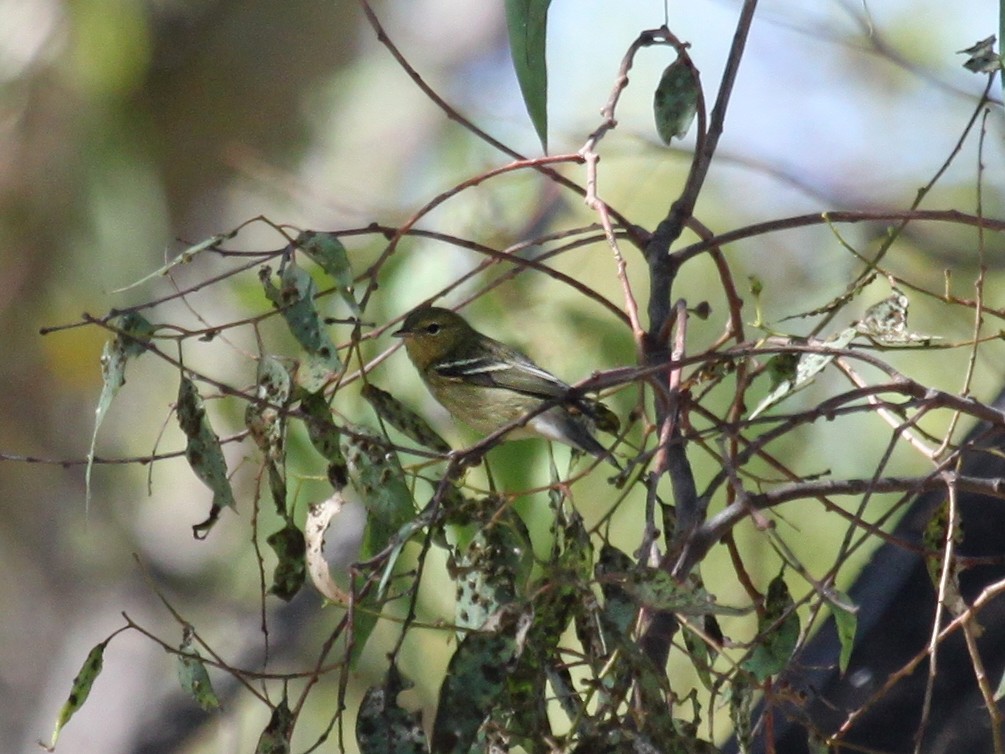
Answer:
xmin=393 ymin=306 xmax=618 ymax=463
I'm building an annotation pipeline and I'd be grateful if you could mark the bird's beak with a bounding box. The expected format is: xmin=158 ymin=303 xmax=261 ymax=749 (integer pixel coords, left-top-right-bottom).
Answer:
xmin=391 ymin=326 xmax=407 ymax=338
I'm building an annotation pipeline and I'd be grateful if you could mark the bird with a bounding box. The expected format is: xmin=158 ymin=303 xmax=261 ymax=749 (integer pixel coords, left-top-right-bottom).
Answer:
xmin=392 ymin=306 xmax=618 ymax=463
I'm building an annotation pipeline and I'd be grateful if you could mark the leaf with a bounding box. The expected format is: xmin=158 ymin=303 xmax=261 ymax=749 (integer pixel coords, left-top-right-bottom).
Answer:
xmin=454 ymin=512 xmax=532 ymax=633
xmin=750 ymin=327 xmax=857 ymax=419
xmin=742 ymin=573 xmax=800 ymax=681
xmin=245 ymin=356 xmax=291 ymax=516
xmin=295 ymin=230 xmax=360 ymax=316
xmin=177 ymin=375 xmax=236 ymax=538
xmin=42 ymin=638 xmax=110 ymax=751
xmin=342 ymin=425 xmax=415 ymax=557
xmin=255 ymin=696 xmax=294 ymax=754
xmin=261 ymin=261 xmax=341 ymax=392
xmin=362 ymin=383 xmax=451 ymax=454
xmin=356 ymin=665 xmax=428 ymax=754
xmin=504 ymin=0 xmax=551 ymax=152
xmin=304 ymin=492 xmax=353 ymax=604
xmin=828 ymin=588 xmax=858 ymax=674
xmin=431 ymin=611 xmax=529 ymax=754
xmin=111 ymin=232 xmax=234 ymax=293
xmin=177 ymin=629 xmax=220 ymax=712
xmin=653 ymin=56 xmax=699 ymax=144
xmin=87 ymin=312 xmax=154 ymax=513
xmin=617 ymin=567 xmax=746 ymax=617
xmin=299 ymin=389 xmax=347 ymax=489
xmin=267 ymin=519 xmax=306 ymax=602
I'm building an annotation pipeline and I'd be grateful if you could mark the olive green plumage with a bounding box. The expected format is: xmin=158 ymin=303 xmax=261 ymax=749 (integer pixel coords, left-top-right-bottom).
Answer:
xmin=393 ymin=306 xmax=617 ymax=462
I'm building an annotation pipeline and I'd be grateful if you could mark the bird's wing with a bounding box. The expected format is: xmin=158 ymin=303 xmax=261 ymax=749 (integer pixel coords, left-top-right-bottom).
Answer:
xmin=432 ymin=354 xmax=572 ymax=400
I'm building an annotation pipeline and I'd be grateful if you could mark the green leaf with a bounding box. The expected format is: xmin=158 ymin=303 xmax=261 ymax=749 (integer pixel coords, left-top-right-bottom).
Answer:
xmin=742 ymin=573 xmax=801 ymax=681
xmin=87 ymin=312 xmax=154 ymax=513
xmin=111 ymin=232 xmax=234 ymax=293
xmin=750 ymin=327 xmax=857 ymax=419
xmin=828 ymin=589 xmax=858 ymax=674
xmin=267 ymin=519 xmax=306 ymax=601
xmin=618 ymin=567 xmax=746 ymax=617
xmin=855 ymin=288 xmax=936 ymax=344
xmin=653 ymin=56 xmax=699 ymax=144
xmin=454 ymin=511 xmax=532 ymax=633
xmin=504 ymin=0 xmax=551 ymax=152
xmin=299 ymin=389 xmax=347 ymax=489
xmin=295 ymin=230 xmax=360 ymax=316
xmin=431 ymin=610 xmax=528 ymax=754
xmin=362 ymin=383 xmax=452 ymax=454
xmin=177 ymin=375 xmax=236 ymax=538
xmin=255 ymin=696 xmax=294 ymax=754
xmin=356 ymin=665 xmax=428 ymax=754
xmin=43 ymin=638 xmax=110 ymax=751
xmin=177 ymin=629 xmax=220 ymax=712
xmin=261 ymin=261 xmax=341 ymax=392
xmin=245 ymin=356 xmax=291 ymax=516
xmin=342 ymin=426 xmax=415 ymax=556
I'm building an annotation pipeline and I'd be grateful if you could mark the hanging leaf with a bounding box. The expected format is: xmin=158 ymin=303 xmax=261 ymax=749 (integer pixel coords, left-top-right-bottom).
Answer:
xmin=742 ymin=573 xmax=800 ymax=681
xmin=356 ymin=665 xmax=428 ymax=754
xmin=261 ymin=261 xmax=341 ymax=392
xmin=504 ymin=0 xmax=551 ymax=152
xmin=42 ymin=638 xmax=111 ymax=751
xmin=653 ymin=56 xmax=699 ymax=144
xmin=177 ymin=375 xmax=236 ymax=538
xmin=295 ymin=230 xmax=360 ymax=316
xmin=431 ymin=610 xmax=529 ymax=754
xmin=299 ymin=389 xmax=347 ymax=489
xmin=827 ymin=588 xmax=858 ymax=674
xmin=454 ymin=511 xmax=532 ymax=634
xmin=245 ymin=356 xmax=291 ymax=516
xmin=255 ymin=696 xmax=294 ymax=754
xmin=304 ymin=492 xmax=353 ymax=604
xmin=87 ymin=312 xmax=155 ymax=513
xmin=177 ymin=629 xmax=220 ymax=712
xmin=342 ymin=425 xmax=415 ymax=557
xmin=267 ymin=519 xmax=306 ymax=602
xmin=362 ymin=384 xmax=451 ymax=454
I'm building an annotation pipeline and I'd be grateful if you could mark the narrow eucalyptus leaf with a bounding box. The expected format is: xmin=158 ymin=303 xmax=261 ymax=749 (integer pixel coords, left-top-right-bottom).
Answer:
xmin=44 ymin=639 xmax=110 ymax=750
xmin=504 ymin=0 xmax=551 ymax=151
xmin=362 ymin=384 xmax=451 ymax=454
xmin=177 ymin=375 xmax=236 ymax=536
xmin=87 ymin=312 xmax=155 ymax=512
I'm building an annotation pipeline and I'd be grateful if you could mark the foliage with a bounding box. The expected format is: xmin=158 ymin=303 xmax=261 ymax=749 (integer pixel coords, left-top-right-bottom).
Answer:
xmin=24 ymin=3 xmax=1005 ymax=754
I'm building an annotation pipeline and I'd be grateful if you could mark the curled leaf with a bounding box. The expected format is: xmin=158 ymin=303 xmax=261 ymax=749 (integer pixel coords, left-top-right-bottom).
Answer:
xmin=304 ymin=492 xmax=352 ymax=604
xmin=654 ymin=56 xmax=699 ymax=144
xmin=177 ymin=375 xmax=236 ymax=538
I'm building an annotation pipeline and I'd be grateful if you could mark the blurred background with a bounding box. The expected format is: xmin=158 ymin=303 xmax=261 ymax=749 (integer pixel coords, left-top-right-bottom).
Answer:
xmin=1 ymin=0 xmax=1003 ymax=751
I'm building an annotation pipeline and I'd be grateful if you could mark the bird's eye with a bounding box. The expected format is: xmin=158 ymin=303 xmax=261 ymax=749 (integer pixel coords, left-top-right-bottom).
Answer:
xmin=425 ymin=323 xmax=441 ymax=335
